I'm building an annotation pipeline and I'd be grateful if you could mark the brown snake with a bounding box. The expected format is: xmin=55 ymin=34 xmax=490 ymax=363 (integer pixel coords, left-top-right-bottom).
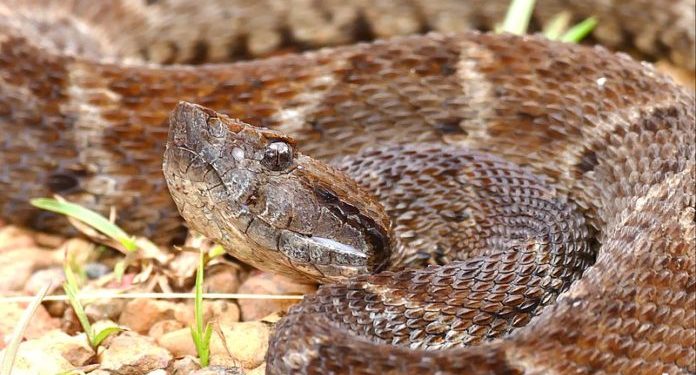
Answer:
xmin=1 ymin=1 xmax=695 ymax=374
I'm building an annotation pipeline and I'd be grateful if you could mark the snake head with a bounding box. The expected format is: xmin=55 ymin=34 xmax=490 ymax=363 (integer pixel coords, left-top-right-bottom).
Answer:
xmin=163 ymin=102 xmax=391 ymax=283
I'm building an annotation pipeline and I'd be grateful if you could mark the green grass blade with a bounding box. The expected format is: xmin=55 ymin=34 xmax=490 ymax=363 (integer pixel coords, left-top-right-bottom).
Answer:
xmin=200 ymin=323 xmax=212 ymax=367
xmin=92 ymin=326 xmax=125 ymax=347
xmin=63 ymin=265 xmax=94 ymax=347
xmin=113 ymin=260 xmax=127 ymax=282
xmin=560 ymin=16 xmax=598 ymax=43
xmin=190 ymin=326 xmax=201 ymax=353
xmin=203 ymin=323 xmax=213 ymax=346
xmin=31 ymin=198 xmax=137 ymax=252
xmin=190 ymin=326 xmax=200 ymax=346
xmin=208 ymin=244 xmax=226 ymax=259
xmin=543 ymin=11 xmax=572 ymax=40
xmin=195 ymin=251 xmax=205 ymax=334
xmin=191 ymin=250 xmax=212 ymax=366
xmin=500 ymin=0 xmax=536 ymax=35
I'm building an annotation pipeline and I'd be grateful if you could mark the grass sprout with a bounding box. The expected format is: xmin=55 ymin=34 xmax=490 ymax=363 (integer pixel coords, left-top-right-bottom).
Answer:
xmin=559 ymin=16 xmax=598 ymax=43
xmin=31 ymin=198 xmax=137 ymax=252
xmin=32 ymin=197 xmax=141 ymax=281
xmin=63 ymin=265 xmax=124 ymax=350
xmin=190 ymin=250 xmax=213 ymax=367
xmin=500 ymin=0 xmax=597 ymax=43
xmin=500 ymin=0 xmax=536 ymax=35
xmin=208 ymin=244 xmax=226 ymax=259
xmin=543 ymin=11 xmax=572 ymax=40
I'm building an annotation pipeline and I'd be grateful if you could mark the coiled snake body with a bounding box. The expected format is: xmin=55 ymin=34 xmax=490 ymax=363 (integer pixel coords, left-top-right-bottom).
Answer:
xmin=1 ymin=1 xmax=695 ymax=374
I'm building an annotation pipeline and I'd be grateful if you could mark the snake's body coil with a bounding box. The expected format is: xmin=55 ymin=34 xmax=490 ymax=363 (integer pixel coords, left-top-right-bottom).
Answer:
xmin=0 ymin=1 xmax=694 ymax=374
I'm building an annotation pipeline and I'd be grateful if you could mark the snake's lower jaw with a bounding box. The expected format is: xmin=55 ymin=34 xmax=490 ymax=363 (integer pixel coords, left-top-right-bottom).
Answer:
xmin=275 ymin=230 xmax=374 ymax=281
xmin=167 ymin=185 xmax=375 ymax=283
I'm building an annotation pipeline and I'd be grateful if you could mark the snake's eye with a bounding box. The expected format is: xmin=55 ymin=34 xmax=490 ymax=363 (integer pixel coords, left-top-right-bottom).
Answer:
xmin=261 ymin=141 xmax=293 ymax=171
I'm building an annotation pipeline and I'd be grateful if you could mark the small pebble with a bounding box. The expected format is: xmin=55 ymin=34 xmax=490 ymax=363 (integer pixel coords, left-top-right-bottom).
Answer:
xmin=0 ymin=247 xmax=61 ymax=292
xmin=85 ymin=299 xmax=127 ymax=323
xmin=158 ymin=321 xmax=271 ymax=369
xmin=84 ymin=262 xmax=111 ymax=279
xmin=237 ymin=272 xmax=315 ymax=321
xmin=0 ymin=302 xmax=60 ymax=349
xmin=22 ymin=267 xmax=64 ymax=295
xmin=204 ymin=264 xmax=243 ymax=294
xmin=1 ymin=330 xmax=94 ymax=374
xmin=169 ymin=355 xmax=201 ymax=374
xmin=175 ymin=300 xmax=240 ymax=327
xmin=119 ymin=299 xmax=178 ymax=334
xmin=148 ymin=319 xmax=185 ymax=340
xmin=99 ymin=332 xmax=173 ymax=374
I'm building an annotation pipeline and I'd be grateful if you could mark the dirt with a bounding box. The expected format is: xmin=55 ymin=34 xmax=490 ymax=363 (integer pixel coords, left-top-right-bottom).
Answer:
xmin=0 ymin=224 xmax=314 ymax=374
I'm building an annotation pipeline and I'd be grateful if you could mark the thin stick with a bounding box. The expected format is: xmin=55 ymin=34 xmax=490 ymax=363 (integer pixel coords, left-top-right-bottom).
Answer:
xmin=0 ymin=292 xmax=304 ymax=304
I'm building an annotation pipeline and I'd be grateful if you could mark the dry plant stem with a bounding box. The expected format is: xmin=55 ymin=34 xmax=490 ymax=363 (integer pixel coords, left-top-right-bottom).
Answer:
xmin=0 ymin=283 xmax=52 ymax=375
xmin=0 ymin=293 xmax=304 ymax=304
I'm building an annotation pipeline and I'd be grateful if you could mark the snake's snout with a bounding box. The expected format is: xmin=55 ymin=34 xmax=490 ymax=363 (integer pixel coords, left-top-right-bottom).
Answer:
xmin=167 ymin=101 xmax=217 ymax=149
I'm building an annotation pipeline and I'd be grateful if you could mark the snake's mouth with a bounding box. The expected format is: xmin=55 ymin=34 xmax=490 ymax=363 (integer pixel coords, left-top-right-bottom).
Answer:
xmin=163 ymin=102 xmax=392 ymax=283
xmin=254 ymin=225 xmax=374 ymax=280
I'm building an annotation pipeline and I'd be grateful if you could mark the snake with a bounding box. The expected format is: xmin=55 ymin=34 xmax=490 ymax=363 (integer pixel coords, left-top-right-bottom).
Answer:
xmin=0 ymin=0 xmax=695 ymax=374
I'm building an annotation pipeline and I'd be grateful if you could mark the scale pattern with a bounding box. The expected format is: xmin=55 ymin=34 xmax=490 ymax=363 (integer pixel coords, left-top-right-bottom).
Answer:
xmin=0 ymin=2 xmax=694 ymax=374
xmin=1 ymin=0 xmax=693 ymax=68
xmin=0 ymin=0 xmax=694 ymax=242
